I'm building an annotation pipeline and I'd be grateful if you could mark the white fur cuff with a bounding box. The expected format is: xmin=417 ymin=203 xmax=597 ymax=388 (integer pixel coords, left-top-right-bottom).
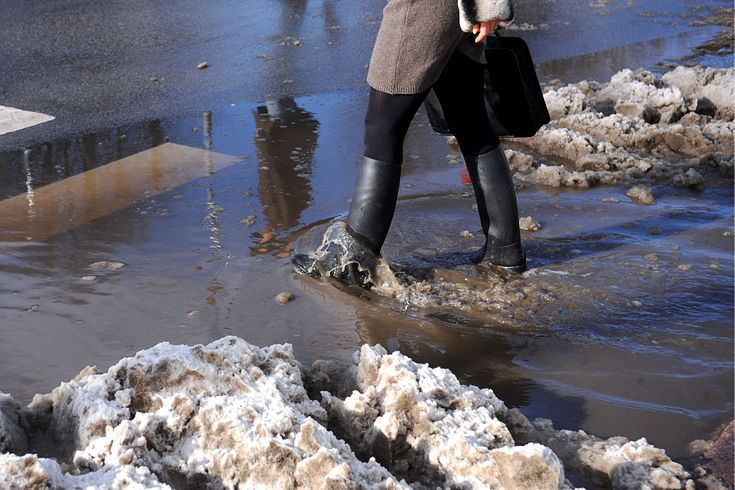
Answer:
xmin=458 ymin=0 xmax=514 ymax=32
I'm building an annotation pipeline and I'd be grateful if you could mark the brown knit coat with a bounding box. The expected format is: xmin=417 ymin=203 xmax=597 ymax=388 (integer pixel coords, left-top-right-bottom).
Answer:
xmin=367 ymin=0 xmax=513 ymax=95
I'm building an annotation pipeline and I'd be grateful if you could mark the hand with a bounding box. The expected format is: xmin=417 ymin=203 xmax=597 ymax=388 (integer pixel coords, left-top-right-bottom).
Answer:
xmin=472 ymin=19 xmax=500 ymax=43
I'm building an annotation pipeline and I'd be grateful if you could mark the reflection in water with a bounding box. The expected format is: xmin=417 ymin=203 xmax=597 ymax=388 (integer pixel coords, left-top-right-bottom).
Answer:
xmin=0 ymin=120 xmax=166 ymax=201
xmin=254 ymin=97 xmax=318 ymax=236
xmin=201 ymin=111 xmax=223 ymax=252
xmin=279 ymin=0 xmax=308 ymax=28
xmin=82 ymin=134 xmax=98 ymax=170
xmin=322 ymin=0 xmax=338 ymax=30
xmin=22 ymin=149 xmax=36 ymax=222
xmin=201 ymin=110 xmax=228 ymax=306
xmin=538 ymin=27 xmax=723 ymax=83
xmin=0 ymin=144 xmax=240 ymax=242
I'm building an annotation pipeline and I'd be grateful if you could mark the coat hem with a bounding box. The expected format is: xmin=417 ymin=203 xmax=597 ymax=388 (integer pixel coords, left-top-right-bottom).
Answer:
xmin=366 ymin=76 xmax=435 ymax=95
xmin=367 ymin=47 xmax=484 ymax=95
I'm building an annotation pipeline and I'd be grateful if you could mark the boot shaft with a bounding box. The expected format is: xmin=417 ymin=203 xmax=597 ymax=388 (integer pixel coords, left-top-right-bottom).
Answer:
xmin=464 ymin=146 xmax=525 ymax=268
xmin=346 ymin=156 xmax=402 ymax=254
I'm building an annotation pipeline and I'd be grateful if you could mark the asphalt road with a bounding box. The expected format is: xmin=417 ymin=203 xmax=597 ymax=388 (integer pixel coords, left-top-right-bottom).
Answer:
xmin=0 ymin=0 xmax=381 ymax=150
xmin=0 ymin=0 xmax=720 ymax=151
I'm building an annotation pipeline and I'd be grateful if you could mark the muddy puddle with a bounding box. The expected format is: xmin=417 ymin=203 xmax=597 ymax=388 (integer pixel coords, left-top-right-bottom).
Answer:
xmin=294 ymin=182 xmax=733 ymax=458
xmin=0 ymin=0 xmax=733 ymax=472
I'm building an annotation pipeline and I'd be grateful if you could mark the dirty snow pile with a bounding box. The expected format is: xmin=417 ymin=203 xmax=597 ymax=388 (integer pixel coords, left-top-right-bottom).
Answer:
xmin=0 ymin=338 xmax=403 ymax=489
xmin=0 ymin=337 xmax=710 ymax=489
xmin=506 ymin=65 xmax=734 ymax=189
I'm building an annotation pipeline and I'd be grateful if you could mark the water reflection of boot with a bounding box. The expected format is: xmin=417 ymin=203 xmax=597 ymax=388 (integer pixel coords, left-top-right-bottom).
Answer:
xmin=293 ymin=156 xmax=401 ymax=288
xmin=464 ymin=145 xmax=527 ymax=273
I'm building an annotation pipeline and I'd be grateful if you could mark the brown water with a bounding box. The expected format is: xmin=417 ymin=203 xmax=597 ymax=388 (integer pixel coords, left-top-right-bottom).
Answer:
xmin=0 ymin=0 xmax=733 ymax=465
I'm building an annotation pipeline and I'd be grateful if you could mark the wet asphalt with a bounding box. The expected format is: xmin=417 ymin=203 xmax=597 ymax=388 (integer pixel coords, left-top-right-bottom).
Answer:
xmin=0 ymin=0 xmax=379 ymax=150
xmin=0 ymin=0 xmax=716 ymax=151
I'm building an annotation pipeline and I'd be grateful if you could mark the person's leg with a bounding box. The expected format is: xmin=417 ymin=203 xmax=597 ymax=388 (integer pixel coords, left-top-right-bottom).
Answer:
xmin=293 ymin=87 xmax=428 ymax=286
xmin=346 ymin=87 xmax=429 ymax=254
xmin=433 ymin=51 xmax=525 ymax=270
xmin=362 ymin=87 xmax=429 ymax=164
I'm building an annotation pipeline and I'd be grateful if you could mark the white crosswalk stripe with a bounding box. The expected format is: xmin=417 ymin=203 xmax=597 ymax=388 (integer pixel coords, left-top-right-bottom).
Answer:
xmin=0 ymin=105 xmax=55 ymax=136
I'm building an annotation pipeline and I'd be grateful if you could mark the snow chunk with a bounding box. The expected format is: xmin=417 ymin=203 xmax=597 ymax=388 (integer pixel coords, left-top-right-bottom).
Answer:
xmin=0 ymin=453 xmax=171 ymax=489
xmin=663 ymin=66 xmax=735 ymax=120
xmin=544 ymin=86 xmax=587 ymax=120
xmin=0 ymin=392 xmax=27 ymax=454
xmin=672 ymin=168 xmax=705 ymax=190
xmin=312 ymin=345 xmax=568 ymax=489
xmin=519 ymin=216 xmax=541 ymax=232
xmin=503 ymin=410 xmax=695 ymax=489
xmin=627 ymin=185 xmax=657 ymax=205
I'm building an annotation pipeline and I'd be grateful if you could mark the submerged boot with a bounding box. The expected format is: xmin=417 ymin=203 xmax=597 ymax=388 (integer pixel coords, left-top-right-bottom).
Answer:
xmin=465 ymin=145 xmax=526 ymax=272
xmin=293 ymin=156 xmax=401 ymax=287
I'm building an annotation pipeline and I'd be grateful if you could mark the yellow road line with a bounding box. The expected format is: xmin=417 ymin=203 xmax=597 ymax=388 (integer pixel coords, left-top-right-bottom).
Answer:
xmin=0 ymin=143 xmax=242 ymax=242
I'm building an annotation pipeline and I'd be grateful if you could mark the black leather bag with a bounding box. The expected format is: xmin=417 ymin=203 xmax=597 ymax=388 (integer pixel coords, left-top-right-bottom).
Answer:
xmin=425 ymin=34 xmax=550 ymax=138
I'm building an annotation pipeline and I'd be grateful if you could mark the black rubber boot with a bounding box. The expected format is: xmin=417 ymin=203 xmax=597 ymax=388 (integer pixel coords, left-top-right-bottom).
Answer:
xmin=465 ymin=146 xmax=526 ymax=272
xmin=293 ymin=156 xmax=401 ymax=288
xmin=346 ymin=156 xmax=402 ymax=254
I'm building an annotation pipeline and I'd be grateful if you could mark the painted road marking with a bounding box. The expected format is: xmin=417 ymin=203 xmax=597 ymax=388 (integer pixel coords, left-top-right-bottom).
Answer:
xmin=0 ymin=143 xmax=242 ymax=242
xmin=0 ymin=106 xmax=55 ymax=136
